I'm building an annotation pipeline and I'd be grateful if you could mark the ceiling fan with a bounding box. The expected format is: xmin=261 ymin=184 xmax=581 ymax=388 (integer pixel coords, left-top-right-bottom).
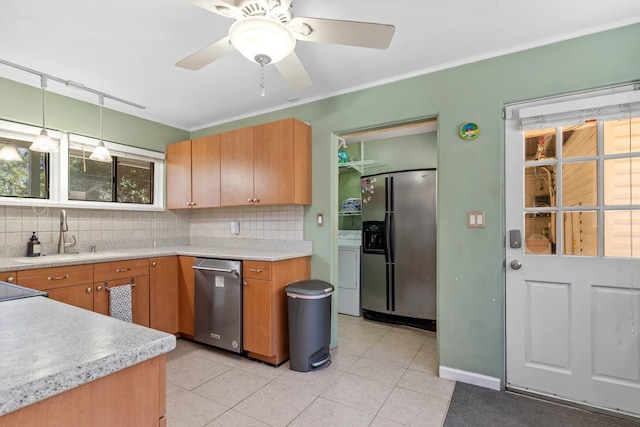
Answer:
xmin=176 ymin=0 xmax=395 ymax=91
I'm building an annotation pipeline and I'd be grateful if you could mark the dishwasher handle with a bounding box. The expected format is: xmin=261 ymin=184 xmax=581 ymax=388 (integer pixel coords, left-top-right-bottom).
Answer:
xmin=192 ymin=265 xmax=239 ymax=278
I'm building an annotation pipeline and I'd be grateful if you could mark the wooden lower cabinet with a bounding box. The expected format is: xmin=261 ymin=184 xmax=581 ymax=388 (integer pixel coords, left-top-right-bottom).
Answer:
xmin=0 ymin=271 xmax=17 ymax=284
xmin=46 ymin=283 xmax=95 ymax=311
xmin=0 ymin=355 xmax=167 ymax=427
xmin=243 ymin=257 xmax=311 ymax=365
xmin=150 ymin=256 xmax=179 ymax=334
xmin=177 ymin=256 xmax=195 ymax=337
xmin=17 ymin=264 xmax=95 ymax=310
xmin=93 ymin=275 xmax=150 ymax=327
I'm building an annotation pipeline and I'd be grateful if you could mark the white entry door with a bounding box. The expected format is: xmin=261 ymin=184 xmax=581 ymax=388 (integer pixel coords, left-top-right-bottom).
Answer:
xmin=505 ymin=86 xmax=640 ymax=418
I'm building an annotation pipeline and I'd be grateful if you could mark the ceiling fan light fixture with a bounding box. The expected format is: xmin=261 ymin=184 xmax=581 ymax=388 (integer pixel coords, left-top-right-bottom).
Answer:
xmin=229 ymin=16 xmax=295 ymax=64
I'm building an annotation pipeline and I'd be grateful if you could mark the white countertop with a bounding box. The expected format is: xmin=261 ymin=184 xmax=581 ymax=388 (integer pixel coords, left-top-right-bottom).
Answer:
xmin=0 ymin=296 xmax=176 ymax=416
xmin=0 ymin=244 xmax=314 ymax=272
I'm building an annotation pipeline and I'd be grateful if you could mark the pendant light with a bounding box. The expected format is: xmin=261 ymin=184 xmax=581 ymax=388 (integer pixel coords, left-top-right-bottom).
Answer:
xmin=30 ymin=76 xmax=59 ymax=153
xmin=0 ymin=145 xmax=22 ymax=161
xmin=90 ymin=95 xmax=112 ymax=162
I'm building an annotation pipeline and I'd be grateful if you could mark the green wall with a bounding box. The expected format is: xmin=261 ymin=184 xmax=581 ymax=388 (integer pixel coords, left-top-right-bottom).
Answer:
xmin=1 ymin=23 xmax=638 ymax=383
xmin=0 ymin=77 xmax=189 ymax=149
xmin=192 ymin=23 xmax=640 ymax=381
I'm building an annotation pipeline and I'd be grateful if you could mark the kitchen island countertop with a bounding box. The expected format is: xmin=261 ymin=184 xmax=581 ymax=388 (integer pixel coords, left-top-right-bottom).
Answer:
xmin=0 ymin=244 xmax=313 ymax=272
xmin=0 ymin=296 xmax=176 ymax=416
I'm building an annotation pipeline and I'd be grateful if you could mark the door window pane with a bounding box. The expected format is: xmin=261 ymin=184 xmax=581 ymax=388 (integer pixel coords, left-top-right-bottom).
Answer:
xmin=562 ymin=161 xmax=597 ymax=206
xmin=525 ymin=212 xmax=556 ymax=254
xmin=603 ymin=117 xmax=640 ymax=155
xmin=604 ymin=210 xmax=640 ymax=258
xmin=604 ymin=158 xmax=640 ymax=206
xmin=69 ymin=148 xmax=112 ymax=201
xmin=525 ymin=128 xmax=556 ymax=161
xmin=116 ymin=158 xmax=153 ymax=204
xmin=563 ymin=211 xmax=598 ymax=256
xmin=562 ymin=123 xmax=597 ymax=158
xmin=525 ymin=165 xmax=556 ymax=208
xmin=0 ymin=138 xmax=48 ymax=198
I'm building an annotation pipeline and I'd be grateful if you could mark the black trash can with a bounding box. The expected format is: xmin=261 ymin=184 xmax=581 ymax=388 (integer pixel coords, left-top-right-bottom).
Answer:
xmin=286 ymin=280 xmax=334 ymax=372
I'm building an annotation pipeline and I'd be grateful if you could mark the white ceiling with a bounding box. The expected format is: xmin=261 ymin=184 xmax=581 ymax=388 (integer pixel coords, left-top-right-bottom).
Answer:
xmin=1 ymin=0 xmax=639 ymax=131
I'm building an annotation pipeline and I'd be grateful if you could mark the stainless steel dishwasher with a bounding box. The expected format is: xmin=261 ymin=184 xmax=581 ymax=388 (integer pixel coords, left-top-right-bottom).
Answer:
xmin=193 ymin=258 xmax=243 ymax=353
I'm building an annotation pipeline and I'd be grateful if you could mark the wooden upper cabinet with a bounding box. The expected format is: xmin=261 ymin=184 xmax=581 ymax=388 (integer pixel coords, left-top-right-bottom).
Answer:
xmin=220 ymin=126 xmax=254 ymax=206
xmin=220 ymin=118 xmax=312 ymax=207
xmin=166 ymin=135 xmax=221 ymax=209
xmin=166 ymin=139 xmax=192 ymax=209
xmin=191 ymin=134 xmax=221 ymax=208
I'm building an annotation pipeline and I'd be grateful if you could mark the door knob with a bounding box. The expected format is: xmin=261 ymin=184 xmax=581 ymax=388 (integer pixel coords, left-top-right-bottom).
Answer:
xmin=510 ymin=260 xmax=522 ymax=270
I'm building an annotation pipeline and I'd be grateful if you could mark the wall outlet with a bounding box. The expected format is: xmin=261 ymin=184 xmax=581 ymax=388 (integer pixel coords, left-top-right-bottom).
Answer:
xmin=230 ymin=221 xmax=240 ymax=234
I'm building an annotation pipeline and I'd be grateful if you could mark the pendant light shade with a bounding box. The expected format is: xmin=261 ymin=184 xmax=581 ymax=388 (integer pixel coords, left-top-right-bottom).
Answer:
xmin=30 ymin=78 xmax=59 ymax=153
xmin=90 ymin=96 xmax=112 ymax=163
xmin=0 ymin=145 xmax=22 ymax=162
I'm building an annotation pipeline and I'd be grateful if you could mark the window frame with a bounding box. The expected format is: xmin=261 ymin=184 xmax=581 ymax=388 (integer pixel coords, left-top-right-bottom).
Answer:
xmin=0 ymin=119 xmax=165 ymax=211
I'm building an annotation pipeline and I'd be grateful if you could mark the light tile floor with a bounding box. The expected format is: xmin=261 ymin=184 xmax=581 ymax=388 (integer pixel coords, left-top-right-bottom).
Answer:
xmin=166 ymin=314 xmax=453 ymax=427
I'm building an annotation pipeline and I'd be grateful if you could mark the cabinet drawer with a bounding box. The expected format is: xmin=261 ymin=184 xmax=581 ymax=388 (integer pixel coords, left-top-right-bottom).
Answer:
xmin=94 ymin=258 xmax=149 ymax=281
xmin=17 ymin=264 xmax=94 ymax=291
xmin=243 ymin=261 xmax=272 ymax=280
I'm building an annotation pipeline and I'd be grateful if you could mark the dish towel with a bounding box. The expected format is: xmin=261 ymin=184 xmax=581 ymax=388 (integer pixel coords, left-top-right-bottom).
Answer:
xmin=109 ymin=284 xmax=133 ymax=323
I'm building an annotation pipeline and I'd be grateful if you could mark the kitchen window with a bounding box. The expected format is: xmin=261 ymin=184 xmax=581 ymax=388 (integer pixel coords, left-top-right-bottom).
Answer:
xmin=0 ymin=136 xmax=49 ymax=199
xmin=68 ymin=149 xmax=154 ymax=204
xmin=0 ymin=119 xmax=165 ymax=210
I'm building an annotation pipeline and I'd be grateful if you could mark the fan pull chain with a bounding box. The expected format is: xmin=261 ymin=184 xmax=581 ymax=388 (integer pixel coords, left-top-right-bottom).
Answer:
xmin=260 ymin=61 xmax=266 ymax=96
xmin=255 ymin=54 xmax=271 ymax=97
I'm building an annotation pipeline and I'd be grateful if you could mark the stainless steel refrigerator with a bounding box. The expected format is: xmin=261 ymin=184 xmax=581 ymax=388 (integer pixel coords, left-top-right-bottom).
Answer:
xmin=360 ymin=169 xmax=436 ymax=328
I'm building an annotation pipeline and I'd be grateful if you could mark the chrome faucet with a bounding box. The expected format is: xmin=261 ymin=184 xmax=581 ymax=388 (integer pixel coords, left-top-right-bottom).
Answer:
xmin=58 ymin=209 xmax=77 ymax=254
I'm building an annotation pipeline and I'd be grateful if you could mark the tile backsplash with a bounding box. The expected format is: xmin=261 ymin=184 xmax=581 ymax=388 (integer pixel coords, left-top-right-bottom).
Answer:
xmin=0 ymin=204 xmax=305 ymax=257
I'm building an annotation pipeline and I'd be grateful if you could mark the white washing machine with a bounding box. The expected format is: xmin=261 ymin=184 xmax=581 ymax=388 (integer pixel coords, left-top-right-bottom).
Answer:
xmin=338 ymin=230 xmax=362 ymax=316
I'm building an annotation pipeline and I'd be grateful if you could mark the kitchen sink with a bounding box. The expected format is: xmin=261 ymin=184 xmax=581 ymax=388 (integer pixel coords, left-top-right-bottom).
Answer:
xmin=12 ymin=252 xmax=131 ymax=264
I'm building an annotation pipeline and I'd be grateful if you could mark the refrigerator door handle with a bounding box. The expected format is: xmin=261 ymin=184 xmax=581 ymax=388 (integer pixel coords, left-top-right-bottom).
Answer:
xmin=388 ymin=212 xmax=395 ymax=263
xmin=384 ymin=212 xmax=391 ymax=263
xmin=390 ymin=262 xmax=395 ymax=312
xmin=385 ymin=263 xmax=390 ymax=311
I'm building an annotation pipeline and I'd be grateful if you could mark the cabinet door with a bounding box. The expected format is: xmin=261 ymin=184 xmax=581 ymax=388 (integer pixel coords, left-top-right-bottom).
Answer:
xmin=17 ymin=264 xmax=94 ymax=291
xmin=166 ymin=139 xmax=192 ymax=209
xmin=93 ymin=276 xmax=150 ymax=327
xmin=150 ymin=256 xmax=179 ymax=334
xmin=243 ymin=278 xmax=273 ymax=356
xmin=47 ymin=283 xmax=95 ymax=311
xmin=178 ymin=256 xmax=195 ymax=336
xmin=253 ymin=119 xmax=294 ymax=205
xmin=220 ymin=127 xmax=254 ymax=206
xmin=191 ymin=134 xmax=221 ymax=208
xmin=0 ymin=271 xmax=17 ymax=284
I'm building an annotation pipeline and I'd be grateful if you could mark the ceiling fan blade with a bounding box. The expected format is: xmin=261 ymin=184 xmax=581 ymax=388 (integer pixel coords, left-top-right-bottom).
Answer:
xmin=275 ymin=52 xmax=312 ymax=91
xmin=175 ymin=36 xmax=235 ymax=70
xmin=187 ymin=0 xmax=244 ymax=19
xmin=289 ymin=17 xmax=395 ymax=49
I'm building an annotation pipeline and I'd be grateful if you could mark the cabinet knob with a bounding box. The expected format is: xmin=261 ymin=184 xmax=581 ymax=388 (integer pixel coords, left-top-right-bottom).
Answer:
xmin=151 ymin=261 xmax=157 ymax=267
xmin=247 ymin=198 xmax=253 ymax=203
xmin=253 ymin=198 xmax=259 ymax=203
xmin=243 ymin=282 xmax=248 ymax=286
xmin=86 ymin=287 xmax=93 ymax=294
xmin=6 ymin=276 xmax=14 ymax=283
xmin=96 ymin=285 xmax=103 ymax=292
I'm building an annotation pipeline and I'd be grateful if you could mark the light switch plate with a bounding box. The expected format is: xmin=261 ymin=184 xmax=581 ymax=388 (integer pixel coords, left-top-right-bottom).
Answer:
xmin=467 ymin=211 xmax=485 ymax=228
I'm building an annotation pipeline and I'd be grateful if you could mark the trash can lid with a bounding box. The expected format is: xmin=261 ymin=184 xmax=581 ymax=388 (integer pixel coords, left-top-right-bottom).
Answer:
xmin=286 ymin=280 xmax=334 ymax=298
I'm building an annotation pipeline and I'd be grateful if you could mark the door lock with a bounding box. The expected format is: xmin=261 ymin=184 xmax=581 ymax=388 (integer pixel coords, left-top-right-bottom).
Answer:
xmin=509 ymin=260 xmax=522 ymax=270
